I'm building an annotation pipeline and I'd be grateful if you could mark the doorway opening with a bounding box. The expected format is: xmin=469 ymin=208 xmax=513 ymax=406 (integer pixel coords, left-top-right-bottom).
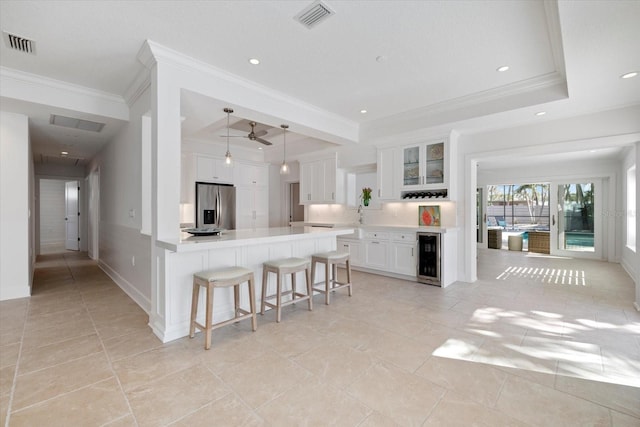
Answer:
xmin=289 ymin=182 xmax=304 ymax=224
xmin=39 ymin=179 xmax=80 ymax=254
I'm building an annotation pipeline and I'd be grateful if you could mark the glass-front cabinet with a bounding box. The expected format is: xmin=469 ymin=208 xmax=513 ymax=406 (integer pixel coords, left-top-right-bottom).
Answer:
xmin=402 ymin=140 xmax=446 ymax=190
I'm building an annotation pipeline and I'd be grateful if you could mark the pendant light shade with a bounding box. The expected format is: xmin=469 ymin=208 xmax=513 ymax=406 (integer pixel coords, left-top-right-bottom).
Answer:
xmin=280 ymin=124 xmax=289 ymax=175
xmin=223 ymin=107 xmax=233 ymax=166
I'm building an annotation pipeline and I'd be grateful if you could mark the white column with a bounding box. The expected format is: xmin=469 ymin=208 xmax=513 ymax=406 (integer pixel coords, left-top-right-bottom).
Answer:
xmin=0 ymin=112 xmax=31 ymax=300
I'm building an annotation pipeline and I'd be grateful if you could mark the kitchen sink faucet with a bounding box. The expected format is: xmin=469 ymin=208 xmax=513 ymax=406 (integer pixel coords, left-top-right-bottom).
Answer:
xmin=357 ymin=204 xmax=364 ymax=224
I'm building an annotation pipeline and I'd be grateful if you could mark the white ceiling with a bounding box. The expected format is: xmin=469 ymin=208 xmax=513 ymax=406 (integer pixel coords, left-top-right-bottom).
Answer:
xmin=0 ymin=0 xmax=639 ymax=166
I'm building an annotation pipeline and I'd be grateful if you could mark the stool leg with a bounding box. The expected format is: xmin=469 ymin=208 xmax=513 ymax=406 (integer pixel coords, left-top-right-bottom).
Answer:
xmin=346 ymin=258 xmax=353 ymax=296
xmin=248 ymin=276 xmax=257 ymax=331
xmin=189 ymin=280 xmax=199 ymax=338
xmin=332 ymin=263 xmax=338 ymax=288
xmin=305 ymin=266 xmax=313 ymax=311
xmin=204 ymin=283 xmax=214 ymax=350
xmin=276 ymin=272 xmax=282 ymax=323
xmin=310 ymin=259 xmax=316 ymax=288
xmin=291 ymin=272 xmax=297 ymax=302
xmin=261 ymin=267 xmax=268 ymax=315
xmin=324 ymin=261 xmax=330 ymax=305
xmin=233 ymin=283 xmax=240 ymax=318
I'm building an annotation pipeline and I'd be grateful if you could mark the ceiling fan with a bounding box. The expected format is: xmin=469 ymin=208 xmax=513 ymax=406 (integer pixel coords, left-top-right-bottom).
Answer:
xmin=222 ymin=121 xmax=272 ymax=146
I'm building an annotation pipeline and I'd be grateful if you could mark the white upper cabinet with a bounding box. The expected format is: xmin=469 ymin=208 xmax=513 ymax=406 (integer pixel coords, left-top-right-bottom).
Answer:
xmin=377 ymin=146 xmax=398 ymax=200
xmin=196 ymin=156 xmax=233 ymax=183
xmin=234 ymin=162 xmax=268 ymax=187
xmin=299 ymin=155 xmax=343 ymax=204
xmin=401 ymin=140 xmax=447 ymax=190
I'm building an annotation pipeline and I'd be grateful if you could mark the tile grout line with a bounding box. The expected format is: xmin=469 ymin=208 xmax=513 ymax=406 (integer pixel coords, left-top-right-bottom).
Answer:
xmin=81 ymin=293 xmax=140 ymax=427
xmin=4 ymin=299 xmax=30 ymax=427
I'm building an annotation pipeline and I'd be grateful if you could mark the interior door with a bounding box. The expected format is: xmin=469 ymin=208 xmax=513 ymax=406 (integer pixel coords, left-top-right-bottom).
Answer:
xmin=65 ymin=180 xmax=79 ymax=251
xmin=550 ymin=179 xmax=602 ymax=259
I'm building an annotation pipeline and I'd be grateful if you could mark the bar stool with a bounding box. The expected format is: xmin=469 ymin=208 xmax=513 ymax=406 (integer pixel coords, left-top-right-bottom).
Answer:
xmin=261 ymin=257 xmax=312 ymax=322
xmin=310 ymin=251 xmax=352 ymax=305
xmin=189 ymin=266 xmax=257 ymax=350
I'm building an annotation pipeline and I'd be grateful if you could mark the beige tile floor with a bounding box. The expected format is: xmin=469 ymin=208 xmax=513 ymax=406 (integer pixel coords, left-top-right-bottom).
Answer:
xmin=1 ymin=250 xmax=639 ymax=426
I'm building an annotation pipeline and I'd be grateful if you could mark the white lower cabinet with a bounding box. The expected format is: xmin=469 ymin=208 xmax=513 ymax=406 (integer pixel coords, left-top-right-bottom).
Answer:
xmin=390 ymin=243 xmax=416 ymax=276
xmin=339 ymin=230 xmax=418 ymax=278
xmin=364 ymin=239 xmax=389 ymax=270
xmin=337 ymin=238 xmax=363 ymax=266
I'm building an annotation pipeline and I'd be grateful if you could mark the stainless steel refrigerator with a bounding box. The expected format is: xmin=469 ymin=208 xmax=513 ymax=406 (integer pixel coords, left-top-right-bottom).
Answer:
xmin=195 ymin=182 xmax=236 ymax=230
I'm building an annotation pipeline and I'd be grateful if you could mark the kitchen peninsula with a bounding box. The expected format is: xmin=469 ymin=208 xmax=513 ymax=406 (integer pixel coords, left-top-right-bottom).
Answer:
xmin=150 ymin=226 xmax=354 ymax=342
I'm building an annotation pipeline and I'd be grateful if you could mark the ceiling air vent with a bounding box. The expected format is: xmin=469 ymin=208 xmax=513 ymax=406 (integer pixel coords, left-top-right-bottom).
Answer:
xmin=50 ymin=114 xmax=105 ymax=133
xmin=3 ymin=32 xmax=35 ymax=54
xmin=295 ymin=0 xmax=334 ymax=29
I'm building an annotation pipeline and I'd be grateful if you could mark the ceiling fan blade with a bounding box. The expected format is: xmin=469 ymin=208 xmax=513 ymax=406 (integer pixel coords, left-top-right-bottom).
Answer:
xmin=254 ymin=129 xmax=268 ymax=138
xmin=255 ymin=137 xmax=272 ymax=146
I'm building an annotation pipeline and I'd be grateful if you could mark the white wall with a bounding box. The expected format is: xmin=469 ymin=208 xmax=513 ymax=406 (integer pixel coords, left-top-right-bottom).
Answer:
xmin=621 ymin=143 xmax=639 ymax=309
xmin=87 ymin=88 xmax=152 ymax=312
xmin=39 ymin=179 xmax=66 ymax=251
xmin=0 ymin=111 xmax=32 ymax=300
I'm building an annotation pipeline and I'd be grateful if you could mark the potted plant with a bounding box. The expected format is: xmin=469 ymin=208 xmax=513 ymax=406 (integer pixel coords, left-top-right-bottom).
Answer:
xmin=361 ymin=187 xmax=372 ymax=206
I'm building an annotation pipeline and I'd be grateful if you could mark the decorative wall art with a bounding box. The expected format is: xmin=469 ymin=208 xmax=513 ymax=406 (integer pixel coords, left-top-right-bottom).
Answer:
xmin=419 ymin=205 xmax=441 ymax=226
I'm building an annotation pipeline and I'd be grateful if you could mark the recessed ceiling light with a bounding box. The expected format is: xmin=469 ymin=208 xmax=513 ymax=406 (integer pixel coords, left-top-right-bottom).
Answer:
xmin=589 ymin=150 xmax=597 ymax=153
xmin=258 ymin=147 xmax=263 ymax=150
xmin=248 ymin=58 xmax=260 ymax=65
xmin=497 ymin=65 xmax=510 ymax=72
xmin=360 ymin=109 xmax=367 ymax=114
xmin=535 ymin=111 xmax=546 ymax=116
xmin=621 ymin=71 xmax=638 ymax=79
xmin=61 ymin=151 xmax=68 ymax=155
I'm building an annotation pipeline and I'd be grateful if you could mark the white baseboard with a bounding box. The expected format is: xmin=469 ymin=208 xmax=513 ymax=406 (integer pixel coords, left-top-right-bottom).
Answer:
xmin=99 ymin=260 xmax=151 ymax=314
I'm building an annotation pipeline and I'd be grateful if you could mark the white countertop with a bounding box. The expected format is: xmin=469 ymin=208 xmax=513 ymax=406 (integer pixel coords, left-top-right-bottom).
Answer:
xmin=157 ymin=226 xmax=354 ymax=253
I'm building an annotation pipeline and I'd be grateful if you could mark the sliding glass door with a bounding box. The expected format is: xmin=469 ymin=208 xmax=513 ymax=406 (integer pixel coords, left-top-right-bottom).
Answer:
xmin=550 ymin=179 xmax=602 ymax=258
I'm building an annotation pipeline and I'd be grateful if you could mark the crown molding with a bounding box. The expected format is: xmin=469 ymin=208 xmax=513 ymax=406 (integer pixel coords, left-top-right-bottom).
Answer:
xmin=544 ymin=0 xmax=566 ymax=80
xmin=124 ymin=67 xmax=151 ymax=106
xmin=0 ymin=66 xmax=128 ymax=121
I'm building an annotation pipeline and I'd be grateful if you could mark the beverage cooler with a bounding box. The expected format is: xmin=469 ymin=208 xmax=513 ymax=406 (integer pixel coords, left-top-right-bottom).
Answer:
xmin=417 ymin=232 xmax=441 ymax=286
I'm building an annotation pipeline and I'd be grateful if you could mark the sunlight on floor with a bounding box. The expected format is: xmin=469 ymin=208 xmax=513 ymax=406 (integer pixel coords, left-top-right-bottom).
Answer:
xmin=497 ymin=266 xmax=586 ymax=285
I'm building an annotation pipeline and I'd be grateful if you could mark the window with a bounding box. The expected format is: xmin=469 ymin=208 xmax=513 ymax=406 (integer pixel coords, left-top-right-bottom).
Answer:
xmin=627 ymin=165 xmax=636 ymax=252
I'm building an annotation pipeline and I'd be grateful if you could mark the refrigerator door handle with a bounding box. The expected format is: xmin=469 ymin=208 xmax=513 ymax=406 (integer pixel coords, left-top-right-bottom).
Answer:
xmin=216 ymin=189 xmax=221 ymax=227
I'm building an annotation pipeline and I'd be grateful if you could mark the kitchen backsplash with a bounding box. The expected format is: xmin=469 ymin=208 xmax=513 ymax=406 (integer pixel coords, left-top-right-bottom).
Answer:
xmin=308 ymin=201 xmax=457 ymax=227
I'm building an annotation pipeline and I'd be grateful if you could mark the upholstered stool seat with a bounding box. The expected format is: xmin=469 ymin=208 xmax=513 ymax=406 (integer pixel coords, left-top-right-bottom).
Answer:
xmin=189 ymin=266 xmax=257 ymax=350
xmin=310 ymin=251 xmax=352 ymax=305
xmin=261 ymin=257 xmax=312 ymax=322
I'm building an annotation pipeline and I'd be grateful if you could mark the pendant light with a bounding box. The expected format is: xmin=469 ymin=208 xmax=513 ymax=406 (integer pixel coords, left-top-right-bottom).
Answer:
xmin=280 ymin=124 xmax=289 ymax=175
xmin=223 ymin=107 xmax=233 ymax=166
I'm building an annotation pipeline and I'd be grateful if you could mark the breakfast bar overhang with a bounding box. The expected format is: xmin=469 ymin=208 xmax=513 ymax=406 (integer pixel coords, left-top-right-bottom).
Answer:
xmin=150 ymin=226 xmax=354 ymax=342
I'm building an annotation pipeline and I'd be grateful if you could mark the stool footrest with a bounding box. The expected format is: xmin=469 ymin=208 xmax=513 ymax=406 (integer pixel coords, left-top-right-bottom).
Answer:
xmin=263 ymin=293 xmax=311 ymax=310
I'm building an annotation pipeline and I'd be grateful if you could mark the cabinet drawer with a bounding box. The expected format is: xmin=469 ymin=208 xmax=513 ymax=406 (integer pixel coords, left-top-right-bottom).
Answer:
xmin=391 ymin=232 xmax=415 ymax=242
xmin=364 ymin=231 xmax=389 ymax=240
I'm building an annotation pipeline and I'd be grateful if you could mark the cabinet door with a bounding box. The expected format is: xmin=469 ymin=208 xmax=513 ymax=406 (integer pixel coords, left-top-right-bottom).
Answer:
xmin=377 ymin=147 xmax=397 ymax=200
xmin=364 ymin=240 xmax=389 ymax=269
xmin=424 ymin=142 xmax=444 ymax=186
xmin=254 ymin=187 xmax=269 ymax=228
xmin=196 ymin=156 xmax=233 ymax=183
xmin=300 ymin=162 xmax=313 ymax=204
xmin=235 ymin=163 xmax=268 ymax=186
xmin=338 ymin=239 xmax=363 ymax=267
xmin=391 ymin=243 xmax=416 ymax=276
xmin=402 ymin=145 xmax=421 ymax=187
xmin=236 ymin=186 xmax=268 ymax=229
xmin=323 ymin=157 xmax=337 ymax=202
xmin=235 ymin=187 xmax=254 ymax=229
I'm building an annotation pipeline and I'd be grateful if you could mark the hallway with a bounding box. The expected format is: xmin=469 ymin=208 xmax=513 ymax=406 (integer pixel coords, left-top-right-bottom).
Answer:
xmin=0 ymin=251 xmax=639 ymax=426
